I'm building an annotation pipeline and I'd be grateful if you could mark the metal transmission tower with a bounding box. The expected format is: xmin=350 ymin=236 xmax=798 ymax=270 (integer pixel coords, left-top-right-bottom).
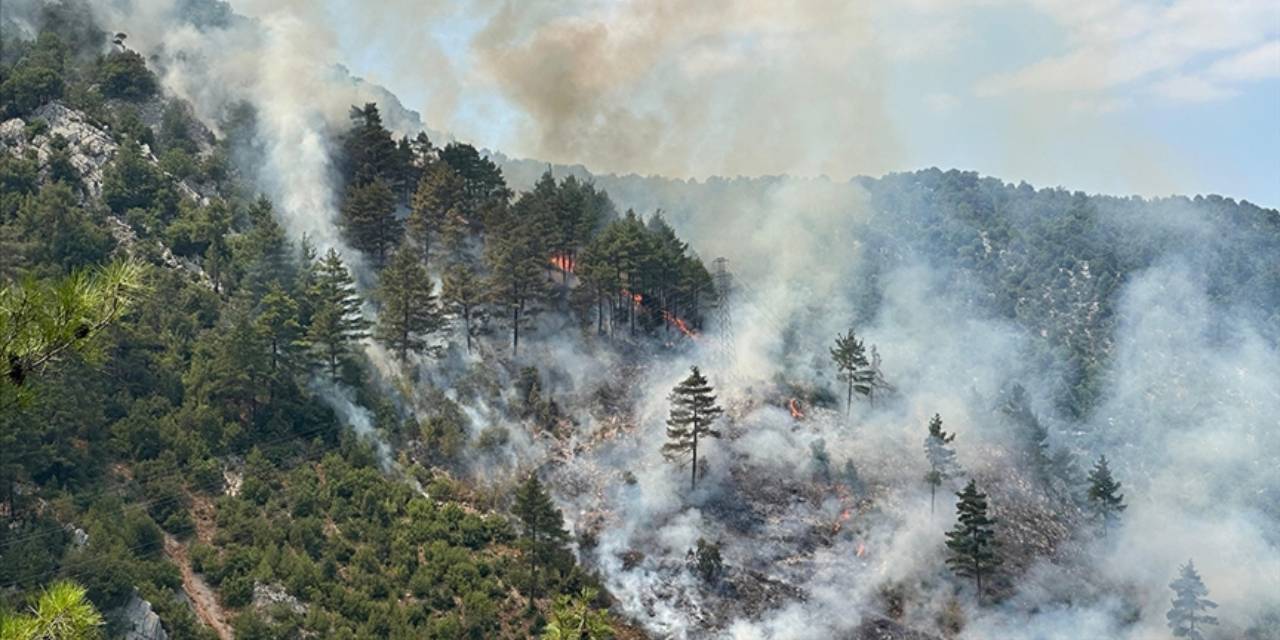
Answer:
xmin=712 ymin=257 xmax=735 ymax=367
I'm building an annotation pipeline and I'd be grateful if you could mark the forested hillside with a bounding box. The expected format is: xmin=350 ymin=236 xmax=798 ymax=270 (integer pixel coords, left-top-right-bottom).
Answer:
xmin=2 ymin=2 xmax=1278 ymax=640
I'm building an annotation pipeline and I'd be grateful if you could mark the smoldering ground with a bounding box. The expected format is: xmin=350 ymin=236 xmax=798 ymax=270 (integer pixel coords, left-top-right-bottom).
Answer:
xmin=22 ymin=1 xmax=1278 ymax=637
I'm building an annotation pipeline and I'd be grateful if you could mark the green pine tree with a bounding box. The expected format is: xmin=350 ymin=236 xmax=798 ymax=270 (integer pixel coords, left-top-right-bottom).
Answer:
xmin=831 ymin=328 xmax=872 ymax=416
xmin=306 ymin=248 xmax=369 ymax=378
xmin=374 ymin=245 xmax=443 ymax=362
xmin=1167 ymin=560 xmax=1218 ymax=640
xmin=1085 ymin=455 xmax=1126 ymax=532
xmin=944 ymin=479 xmax=1001 ymax=598
xmin=924 ymin=413 xmax=959 ymax=514
xmin=254 ymin=283 xmax=306 ymax=379
xmin=513 ymin=475 xmax=569 ymax=608
xmin=442 ymin=263 xmax=482 ymax=354
xmin=406 ymin=161 xmax=465 ymax=268
xmin=1 ymin=580 xmax=104 ymax=639
xmin=340 ymin=178 xmax=401 ymax=267
xmin=662 ymin=366 xmax=725 ymax=490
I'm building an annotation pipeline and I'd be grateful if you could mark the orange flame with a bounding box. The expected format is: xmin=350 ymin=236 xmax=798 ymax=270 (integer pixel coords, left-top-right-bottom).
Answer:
xmin=789 ymin=398 xmax=805 ymax=419
xmin=549 ymin=254 xmax=575 ymax=274
xmin=856 ymin=542 xmax=867 ymax=558
xmin=662 ymin=310 xmax=698 ymax=339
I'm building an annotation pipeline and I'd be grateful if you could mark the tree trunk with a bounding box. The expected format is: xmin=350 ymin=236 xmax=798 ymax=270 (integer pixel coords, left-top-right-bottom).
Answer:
xmin=846 ymin=381 xmax=853 ymax=417
xmin=463 ymin=308 xmax=472 ymax=354
xmin=512 ymin=303 xmax=520 ymax=356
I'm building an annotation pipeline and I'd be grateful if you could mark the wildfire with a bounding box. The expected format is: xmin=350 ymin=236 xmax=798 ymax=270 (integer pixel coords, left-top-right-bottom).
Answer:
xmin=662 ymin=310 xmax=698 ymax=339
xmin=832 ymin=506 xmax=852 ymax=533
xmin=856 ymin=542 xmax=867 ymax=558
xmin=549 ymin=253 xmax=575 ymax=274
xmin=788 ymin=398 xmax=805 ymax=419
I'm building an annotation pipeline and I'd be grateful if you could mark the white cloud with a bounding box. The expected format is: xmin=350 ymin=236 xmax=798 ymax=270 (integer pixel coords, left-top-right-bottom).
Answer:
xmin=1208 ymin=39 xmax=1280 ymax=82
xmin=976 ymin=0 xmax=1280 ymax=105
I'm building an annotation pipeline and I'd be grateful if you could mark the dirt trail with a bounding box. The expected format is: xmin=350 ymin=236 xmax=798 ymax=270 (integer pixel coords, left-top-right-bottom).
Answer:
xmin=164 ymin=533 xmax=234 ymax=640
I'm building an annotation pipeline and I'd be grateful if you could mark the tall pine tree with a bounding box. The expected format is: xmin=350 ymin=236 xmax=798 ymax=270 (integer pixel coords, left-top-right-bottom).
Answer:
xmin=340 ymin=178 xmax=400 ymax=267
xmin=1085 ymin=455 xmax=1126 ymax=532
xmin=945 ymin=479 xmax=1001 ymax=598
xmin=662 ymin=366 xmax=724 ymax=490
xmin=442 ymin=263 xmax=482 ymax=354
xmin=831 ymin=328 xmax=872 ymax=416
xmin=1167 ymin=560 xmax=1218 ymax=640
xmin=306 ymin=248 xmax=369 ymax=378
xmin=374 ymin=245 xmax=443 ymax=362
xmin=513 ymin=475 xmax=569 ymax=608
xmin=923 ymin=413 xmax=959 ymax=514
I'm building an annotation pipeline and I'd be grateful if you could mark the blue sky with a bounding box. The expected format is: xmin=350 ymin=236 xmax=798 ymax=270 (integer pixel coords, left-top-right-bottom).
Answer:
xmin=285 ymin=0 xmax=1280 ymax=207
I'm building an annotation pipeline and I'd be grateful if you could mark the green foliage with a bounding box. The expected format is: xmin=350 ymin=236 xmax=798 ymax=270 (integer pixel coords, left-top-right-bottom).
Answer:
xmin=101 ymin=139 xmax=162 ymax=215
xmin=542 ymin=587 xmax=614 ymax=640
xmin=944 ymin=480 xmax=1001 ymax=598
xmin=0 ymin=580 xmax=104 ymax=640
xmin=306 ymin=249 xmax=369 ymax=378
xmin=513 ymin=475 xmax=570 ymax=606
xmin=1085 ymin=455 xmax=1125 ymax=532
xmin=95 ymin=50 xmax=157 ymax=101
xmin=923 ymin=413 xmax=958 ymax=514
xmin=1167 ymin=560 xmax=1218 ymax=640
xmin=662 ymin=366 xmax=724 ymax=490
xmin=374 ymin=245 xmax=443 ymax=361
xmin=340 ymin=178 xmax=400 ymax=267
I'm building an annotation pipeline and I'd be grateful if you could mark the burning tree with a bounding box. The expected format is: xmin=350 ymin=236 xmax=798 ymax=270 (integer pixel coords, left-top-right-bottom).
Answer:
xmin=1085 ymin=455 xmax=1126 ymax=533
xmin=923 ymin=413 xmax=959 ymax=514
xmin=663 ymin=366 xmax=724 ymax=490
xmin=1167 ymin=560 xmax=1218 ymax=640
xmin=831 ymin=328 xmax=874 ymax=416
xmin=945 ymin=480 xmax=1001 ymax=598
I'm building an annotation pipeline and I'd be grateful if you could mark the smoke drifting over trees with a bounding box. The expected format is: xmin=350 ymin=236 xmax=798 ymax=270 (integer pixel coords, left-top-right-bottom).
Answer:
xmin=2 ymin=1 xmax=1278 ymax=639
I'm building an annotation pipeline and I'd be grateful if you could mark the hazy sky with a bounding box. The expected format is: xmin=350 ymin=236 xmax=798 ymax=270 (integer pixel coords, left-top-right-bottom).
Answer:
xmin=236 ymin=0 xmax=1279 ymax=207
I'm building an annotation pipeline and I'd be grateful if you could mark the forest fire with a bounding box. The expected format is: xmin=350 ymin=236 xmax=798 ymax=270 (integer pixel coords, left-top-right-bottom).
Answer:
xmin=549 ymin=254 xmax=575 ymax=273
xmin=789 ymin=398 xmax=805 ymax=419
xmin=856 ymin=542 xmax=867 ymax=558
xmin=662 ymin=310 xmax=698 ymax=339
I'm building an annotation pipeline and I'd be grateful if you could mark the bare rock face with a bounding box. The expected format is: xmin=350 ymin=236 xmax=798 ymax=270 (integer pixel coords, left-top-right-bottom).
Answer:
xmin=0 ymin=102 xmax=119 ymax=200
xmin=252 ymin=581 xmax=307 ymax=617
xmin=113 ymin=590 xmax=169 ymax=640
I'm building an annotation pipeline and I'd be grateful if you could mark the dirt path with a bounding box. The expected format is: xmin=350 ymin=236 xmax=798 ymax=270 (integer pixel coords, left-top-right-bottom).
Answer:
xmin=164 ymin=533 xmax=234 ymax=640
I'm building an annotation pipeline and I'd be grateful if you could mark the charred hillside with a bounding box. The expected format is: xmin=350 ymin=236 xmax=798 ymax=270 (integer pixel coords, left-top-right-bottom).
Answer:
xmin=3 ymin=2 xmax=1279 ymax=640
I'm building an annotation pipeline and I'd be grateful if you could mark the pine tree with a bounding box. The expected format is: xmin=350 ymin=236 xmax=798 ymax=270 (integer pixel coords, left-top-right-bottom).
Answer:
xmin=513 ymin=475 xmax=569 ymax=607
xmin=442 ymin=263 xmax=482 ymax=354
xmin=924 ymin=413 xmax=959 ymax=514
xmin=3 ymin=580 xmax=104 ymax=639
xmin=306 ymin=248 xmax=369 ymax=378
xmin=340 ymin=178 xmax=401 ymax=267
xmin=484 ymin=205 xmax=547 ymax=356
xmin=1167 ymin=560 xmax=1219 ymax=640
xmin=1085 ymin=455 xmax=1126 ymax=532
xmin=831 ymin=328 xmax=872 ymax=416
xmin=405 ymin=161 xmax=465 ymax=268
xmin=662 ymin=366 xmax=725 ymax=490
xmin=945 ymin=480 xmax=1001 ymax=598
xmin=254 ymin=283 xmax=306 ymax=379
xmin=374 ymin=245 xmax=443 ymax=362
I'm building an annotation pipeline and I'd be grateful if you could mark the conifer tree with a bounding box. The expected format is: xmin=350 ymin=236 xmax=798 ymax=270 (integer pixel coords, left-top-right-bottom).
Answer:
xmin=442 ymin=263 xmax=482 ymax=354
xmin=662 ymin=366 xmax=724 ymax=490
xmin=924 ymin=413 xmax=959 ymax=514
xmin=945 ymin=480 xmax=1001 ymax=598
xmin=340 ymin=178 xmax=400 ymax=267
xmin=374 ymin=245 xmax=443 ymax=362
xmin=513 ymin=475 xmax=569 ymax=607
xmin=831 ymin=328 xmax=872 ymax=416
xmin=306 ymin=248 xmax=369 ymax=377
xmin=406 ymin=161 xmax=465 ymax=268
xmin=1167 ymin=560 xmax=1218 ymax=640
xmin=484 ymin=202 xmax=547 ymax=355
xmin=1085 ymin=455 xmax=1126 ymax=532
xmin=254 ymin=283 xmax=306 ymax=378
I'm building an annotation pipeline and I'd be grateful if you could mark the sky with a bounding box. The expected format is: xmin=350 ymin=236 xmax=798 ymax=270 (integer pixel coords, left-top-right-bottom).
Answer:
xmin=236 ymin=0 xmax=1280 ymax=207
